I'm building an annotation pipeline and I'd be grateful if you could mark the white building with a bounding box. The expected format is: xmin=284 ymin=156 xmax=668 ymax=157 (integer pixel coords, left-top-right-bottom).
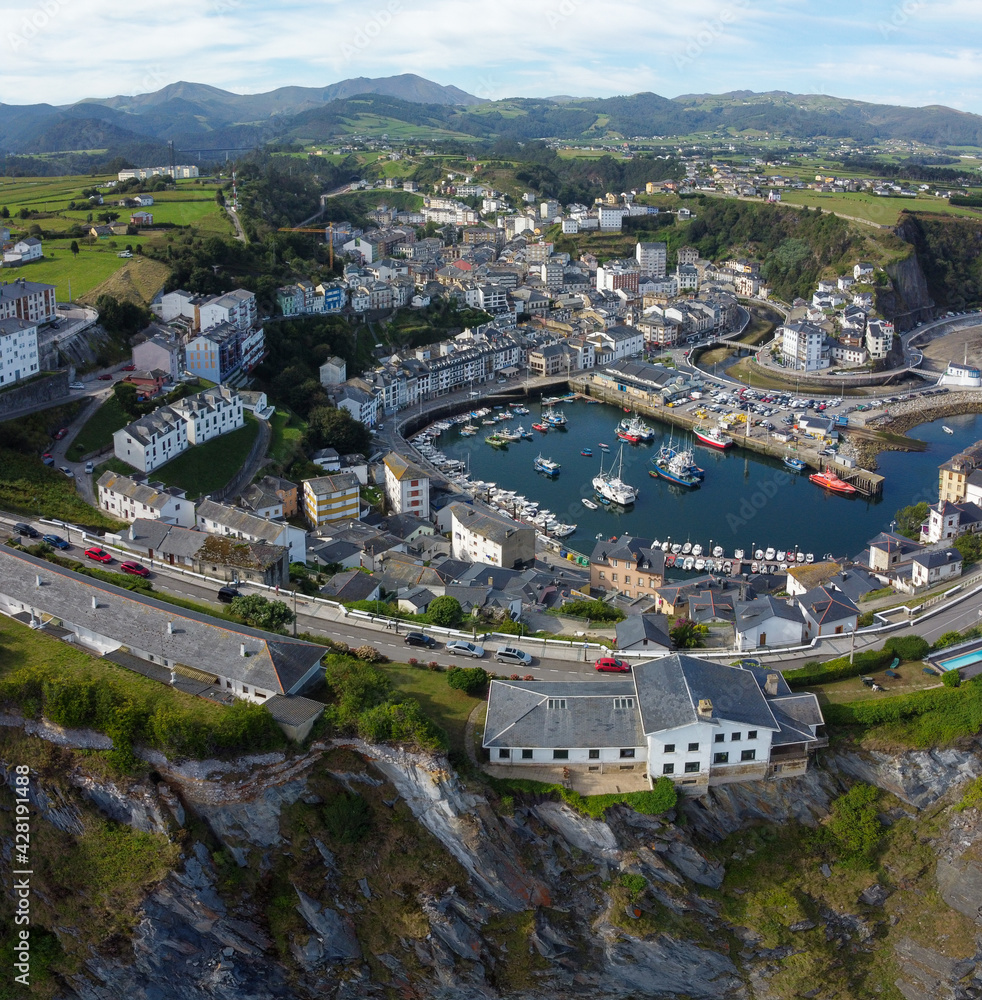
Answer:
xmin=865 ymin=319 xmax=894 ymax=360
xmin=113 ymin=407 xmax=188 ymax=474
xmin=597 ymin=204 xmax=628 ymax=230
xmin=0 ymin=278 xmax=56 ymax=325
xmin=383 ymin=452 xmax=431 ymax=520
xmin=118 ymin=165 xmax=199 ymax=181
xmin=96 ymin=472 xmax=195 ymax=527
xmin=169 ymin=384 xmax=244 ymax=444
xmin=484 ymin=655 xmax=825 ymax=788
xmin=941 ymin=361 xmax=982 ymax=388
xmin=195 ymin=498 xmax=307 ymax=564
xmin=781 ymin=322 xmax=830 ymax=372
xmin=3 ymin=237 xmax=43 ymax=265
xmin=447 ymin=502 xmax=535 ymax=569
xmin=635 ymin=241 xmax=667 ymax=278
xmin=675 ymin=264 xmax=700 ymax=292
xmin=0 ymin=317 xmax=39 ymax=387
xmin=910 ymin=547 xmax=962 ymax=588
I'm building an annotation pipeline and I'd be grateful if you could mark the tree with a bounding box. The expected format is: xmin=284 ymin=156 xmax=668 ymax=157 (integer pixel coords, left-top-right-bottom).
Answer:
xmin=307 ymin=405 xmax=372 ymax=456
xmin=883 ymin=634 xmax=930 ymax=662
xmin=954 ymin=531 xmax=982 ymax=564
xmin=446 ymin=665 xmax=489 ymax=695
xmin=427 ymin=595 xmax=463 ymax=628
xmin=70 ymin=241 xmax=79 ymax=257
xmin=895 ymin=501 xmax=930 ymax=540
xmin=113 ymin=380 xmax=143 ymax=417
xmin=228 ymin=594 xmax=295 ymax=632
xmin=669 ymin=617 xmax=709 ymax=649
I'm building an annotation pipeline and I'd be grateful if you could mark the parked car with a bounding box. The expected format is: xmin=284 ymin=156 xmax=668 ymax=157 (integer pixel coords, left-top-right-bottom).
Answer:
xmin=53 ymin=427 xmax=68 ymax=440
xmin=494 ymin=646 xmax=533 ymax=666
xmin=117 ymin=251 xmax=132 ymax=258
xmin=217 ymin=585 xmax=240 ymax=603
xmin=42 ymin=534 xmax=70 ymax=550
xmin=59 ymin=466 xmax=74 ymax=478
xmin=84 ymin=461 xmax=94 ymax=474
xmin=69 ymin=381 xmax=85 ymax=390
xmin=404 ymin=631 xmax=437 ymax=648
xmin=445 ymin=640 xmax=485 ymax=659
xmin=97 ymin=374 xmax=113 ymax=380
xmin=120 ymin=561 xmax=150 ymax=577
xmin=595 ymin=656 xmax=631 ymax=673
xmin=14 ymin=523 xmax=39 ymax=538
xmin=120 ymin=364 xmax=137 ymax=371
xmin=41 ymin=452 xmax=54 ymax=465
xmin=84 ymin=546 xmax=112 ymax=563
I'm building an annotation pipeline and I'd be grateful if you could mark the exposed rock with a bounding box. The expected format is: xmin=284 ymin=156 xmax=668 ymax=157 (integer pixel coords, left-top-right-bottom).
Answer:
xmin=936 ymin=854 xmax=982 ymax=924
xmin=662 ymin=839 xmax=725 ymax=889
xmin=828 ymin=747 xmax=982 ymax=809
xmin=789 ymin=920 xmax=816 ymax=932
xmin=1 ymin=763 xmax=84 ymax=836
xmin=72 ymin=774 xmax=181 ymax=837
xmin=292 ymin=889 xmax=362 ymax=968
xmin=892 ymin=937 xmax=973 ymax=1000
xmin=530 ymin=801 xmax=620 ymax=856
xmin=420 ymin=894 xmax=484 ymax=962
xmin=858 ymin=883 xmax=892 ymax=907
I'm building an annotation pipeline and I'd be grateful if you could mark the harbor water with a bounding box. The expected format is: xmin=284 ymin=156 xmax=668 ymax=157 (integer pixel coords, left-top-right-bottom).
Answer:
xmin=436 ymin=399 xmax=982 ymax=561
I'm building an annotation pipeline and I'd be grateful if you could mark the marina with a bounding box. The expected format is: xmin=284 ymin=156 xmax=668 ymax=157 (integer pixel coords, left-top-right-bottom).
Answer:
xmin=410 ymin=398 xmax=982 ymax=574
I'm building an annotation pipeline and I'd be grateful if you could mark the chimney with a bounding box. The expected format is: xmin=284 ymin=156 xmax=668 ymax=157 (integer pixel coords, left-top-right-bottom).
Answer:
xmin=167 ymin=620 xmax=174 ymax=634
xmin=765 ymin=672 xmax=780 ymax=697
xmin=697 ymin=698 xmax=713 ymax=718
xmin=35 ymin=574 xmax=41 ymax=588
xmin=129 ymin=524 xmax=137 ymax=541
xmin=91 ymin=596 xmax=98 ymax=609
xmin=240 ymin=643 xmax=247 ymax=657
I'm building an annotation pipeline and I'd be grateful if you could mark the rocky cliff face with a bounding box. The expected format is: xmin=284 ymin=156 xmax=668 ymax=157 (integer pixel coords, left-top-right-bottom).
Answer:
xmin=879 ymin=245 xmax=935 ymax=331
xmin=3 ymin=718 xmax=982 ymax=1000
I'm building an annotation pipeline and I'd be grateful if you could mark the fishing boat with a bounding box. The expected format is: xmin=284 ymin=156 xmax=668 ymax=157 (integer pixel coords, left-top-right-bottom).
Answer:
xmin=783 ymin=455 xmax=807 ymax=472
xmin=943 ymin=425 xmax=954 ymax=434
xmin=534 ymin=454 xmax=561 ymax=476
xmin=616 ymin=429 xmax=640 ymax=443
xmin=598 ymin=442 xmax=610 ymax=451
xmin=650 ymin=456 xmax=700 ymax=488
xmin=498 ymin=428 xmax=521 ymax=442
xmin=809 ymin=469 xmax=858 ymax=495
xmin=486 ymin=434 xmax=508 ymax=448
xmin=694 ymin=425 xmax=734 ymax=449
xmin=581 ymin=448 xmax=593 ymax=457
xmin=618 ymin=413 xmax=655 ymax=442
xmin=544 ymin=408 xmax=568 ymax=427
xmin=592 ymin=444 xmax=639 ymax=506
xmin=520 ymin=428 xmax=535 ymax=440
xmin=532 ymin=422 xmax=549 ymax=432
xmin=581 ymin=498 xmax=598 ymax=510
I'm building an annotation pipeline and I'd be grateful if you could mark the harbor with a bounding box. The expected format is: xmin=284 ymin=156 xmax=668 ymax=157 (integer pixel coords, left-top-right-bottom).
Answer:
xmin=408 ymin=397 xmax=982 ymax=571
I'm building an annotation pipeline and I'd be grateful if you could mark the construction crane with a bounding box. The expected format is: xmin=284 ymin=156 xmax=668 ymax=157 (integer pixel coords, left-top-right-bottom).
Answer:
xmin=277 ymin=221 xmax=334 ymax=268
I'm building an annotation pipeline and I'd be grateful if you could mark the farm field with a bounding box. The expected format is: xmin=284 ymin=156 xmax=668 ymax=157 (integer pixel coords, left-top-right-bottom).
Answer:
xmin=774 ymin=188 xmax=982 ymax=226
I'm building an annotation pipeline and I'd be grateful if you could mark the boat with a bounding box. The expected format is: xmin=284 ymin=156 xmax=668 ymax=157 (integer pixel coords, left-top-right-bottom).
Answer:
xmin=482 ymin=418 xmax=497 ymax=426
xmin=683 ymin=556 xmax=695 ymax=571
xmin=544 ymin=408 xmax=568 ymax=427
xmin=783 ymin=455 xmax=807 ymax=472
xmin=460 ymin=424 xmax=479 ymax=436
xmin=805 ymin=553 xmax=815 ymax=563
xmin=625 ymin=413 xmax=655 ymax=442
xmin=498 ymin=428 xmax=521 ymax=442
xmin=704 ymin=558 xmax=715 ymax=572
xmin=534 ymin=455 xmax=561 ymax=476
xmin=582 ymin=498 xmax=598 ymax=510
xmin=650 ymin=458 xmax=700 ymax=488
xmin=809 ymin=470 xmax=858 ymax=495
xmin=552 ymin=523 xmax=576 ymax=538
xmin=598 ymin=442 xmax=610 ymax=451
xmin=671 ymin=543 xmax=682 ymax=554
xmin=592 ymin=444 xmax=639 ymax=506
xmin=581 ymin=448 xmax=593 ymax=457
xmin=596 ymin=494 xmax=611 ymax=506
xmin=751 ymin=561 xmax=759 ymax=573
xmin=796 ymin=552 xmax=806 ymax=563
xmin=695 ymin=558 xmax=706 ymax=571
xmin=616 ymin=430 xmax=640 ymax=443
xmin=694 ymin=425 xmax=734 ymax=449
xmin=665 ymin=554 xmax=676 ymax=568
xmin=733 ymin=548 xmax=745 ymax=561
xmin=682 ymin=541 xmax=692 ymax=555
xmin=532 ymin=422 xmax=549 ymax=432
xmin=692 ymin=543 xmax=703 ymax=557
xmin=661 ymin=541 xmax=670 ymax=552
xmin=777 ymin=550 xmax=787 ymax=562
xmin=754 ymin=549 xmax=764 ymax=560
xmin=722 ymin=561 xmax=732 ymax=574
xmin=943 ymin=425 xmax=954 ymax=434
xmin=765 ymin=547 xmax=776 ymax=561
xmin=712 ymin=545 xmax=724 ymax=558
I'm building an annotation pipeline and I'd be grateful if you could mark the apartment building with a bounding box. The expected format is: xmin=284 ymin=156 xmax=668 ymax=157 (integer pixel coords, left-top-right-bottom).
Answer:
xmin=383 ymin=453 xmax=431 ymax=519
xmin=196 ymin=498 xmax=307 ymax=564
xmin=169 ymin=384 xmax=244 ymax=444
xmin=448 ymin=503 xmax=535 ymax=568
xmin=96 ymin=472 xmax=195 ymax=527
xmin=0 ymin=278 xmax=57 ymax=325
xmin=0 ymin=317 xmax=39 ymax=387
xmin=781 ymin=322 xmax=829 ymax=372
xmin=635 ymin=242 xmax=667 ymax=278
xmin=303 ymin=473 xmax=361 ymax=528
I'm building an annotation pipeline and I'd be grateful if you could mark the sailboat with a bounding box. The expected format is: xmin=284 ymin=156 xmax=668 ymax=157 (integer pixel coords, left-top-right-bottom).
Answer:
xmin=592 ymin=444 xmax=638 ymax=505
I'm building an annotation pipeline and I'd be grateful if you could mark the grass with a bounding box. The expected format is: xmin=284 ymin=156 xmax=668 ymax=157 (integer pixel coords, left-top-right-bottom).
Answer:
xmin=384 ymin=662 xmax=482 ymax=753
xmin=776 ymin=188 xmax=982 ymax=226
xmin=268 ymin=408 xmax=306 ymax=468
xmin=138 ymin=412 xmax=261 ymax=498
xmin=68 ymin=395 xmax=132 ymax=457
xmin=807 ymin=669 xmax=941 ymax=706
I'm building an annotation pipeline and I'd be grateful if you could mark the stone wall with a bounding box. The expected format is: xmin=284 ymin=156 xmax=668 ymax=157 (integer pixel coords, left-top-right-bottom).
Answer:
xmin=0 ymin=370 xmax=70 ymax=418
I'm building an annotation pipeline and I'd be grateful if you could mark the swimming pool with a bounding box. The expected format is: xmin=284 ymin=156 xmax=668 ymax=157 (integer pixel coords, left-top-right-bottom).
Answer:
xmin=936 ymin=643 xmax=982 ymax=671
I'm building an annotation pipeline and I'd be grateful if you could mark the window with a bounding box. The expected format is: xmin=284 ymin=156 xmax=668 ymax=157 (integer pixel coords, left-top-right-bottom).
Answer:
xmin=588 ymin=749 xmax=600 ymax=759
xmin=741 ymin=749 xmax=756 ymax=762
xmin=684 ymin=761 xmax=700 ymax=773
xmin=619 ymin=748 xmax=635 ymax=759
xmin=611 ymin=574 xmax=617 ymax=583
xmin=687 ymin=742 xmax=699 ymax=752
xmin=714 ymin=752 xmax=729 ymax=764
xmin=498 ymin=749 xmax=510 ymax=759
xmin=547 ymin=698 xmax=567 ymax=710
xmin=748 ymin=730 xmax=758 ymax=740
xmin=664 ymin=743 xmax=676 ymax=753
xmin=662 ymin=763 xmax=675 ymax=775
xmin=521 ymin=749 xmax=533 ymax=760
xmin=598 ymin=571 xmax=606 ymax=580
xmin=624 ymin=575 xmax=631 ymax=585
xmin=553 ymin=749 xmax=569 ymax=760
xmin=731 ymin=732 xmax=741 ymax=741
xmin=613 ymin=697 xmax=635 ymax=709
xmin=714 ymin=733 xmax=725 ymax=744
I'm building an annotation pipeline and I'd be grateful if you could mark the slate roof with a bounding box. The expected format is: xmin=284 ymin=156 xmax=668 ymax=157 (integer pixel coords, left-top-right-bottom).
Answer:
xmin=384 ymin=451 xmax=428 ymax=482
xmin=797 ymin=585 xmax=859 ymax=625
xmin=911 ymin=547 xmax=962 ymax=570
xmin=590 ymin=535 xmax=665 ymax=574
xmin=483 ymin=681 xmax=644 ymax=749
xmin=633 ymin=654 xmax=781 ymax=735
xmin=124 ymin=518 xmax=207 ymax=560
xmin=196 ymin=499 xmax=287 ymax=545
xmin=688 ymin=589 xmax=735 ymax=624
xmin=321 ymin=570 xmax=379 ymax=602
xmin=265 ymin=695 xmax=325 ymax=728
xmin=448 ymin=503 xmax=534 ymax=545
xmin=304 ymin=473 xmax=361 ymax=495
xmin=827 ymin=569 xmax=880 ymax=603
xmin=307 ymin=538 xmax=362 ymax=565
xmin=97 ymin=471 xmax=187 ymax=509
xmin=734 ymin=596 xmax=804 ymax=632
xmin=615 ymin=615 xmax=672 ymax=651
xmin=0 ymin=546 xmax=323 ymax=694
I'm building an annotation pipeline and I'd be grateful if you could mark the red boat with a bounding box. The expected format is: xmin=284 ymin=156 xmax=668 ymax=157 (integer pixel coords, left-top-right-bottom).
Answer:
xmin=693 ymin=425 xmax=734 ymax=449
xmin=616 ymin=430 xmax=640 ymax=443
xmin=809 ymin=470 xmax=857 ymax=495
xmin=532 ymin=422 xmax=549 ymax=432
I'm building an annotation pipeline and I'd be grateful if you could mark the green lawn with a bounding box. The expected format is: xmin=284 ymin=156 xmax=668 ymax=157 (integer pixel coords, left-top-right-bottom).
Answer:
xmin=8 ymin=242 xmax=160 ymax=302
xmin=776 ymin=189 xmax=982 ymax=226
xmin=68 ymin=395 xmax=132 ymax=457
xmin=384 ymin=663 xmax=483 ymax=754
xmin=268 ymin=408 xmax=306 ymax=468
xmin=143 ymin=412 xmax=261 ymax=498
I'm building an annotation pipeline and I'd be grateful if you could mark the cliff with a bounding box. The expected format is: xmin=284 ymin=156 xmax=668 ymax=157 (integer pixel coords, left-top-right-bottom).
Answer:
xmin=2 ymin=716 xmax=982 ymax=1000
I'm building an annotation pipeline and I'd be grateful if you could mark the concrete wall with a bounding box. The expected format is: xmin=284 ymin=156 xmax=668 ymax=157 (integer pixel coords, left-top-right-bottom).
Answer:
xmin=0 ymin=370 xmax=70 ymax=418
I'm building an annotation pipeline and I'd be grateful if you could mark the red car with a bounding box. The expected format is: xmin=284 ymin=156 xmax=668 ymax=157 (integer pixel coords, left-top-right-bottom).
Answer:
xmin=595 ymin=656 xmax=631 ymax=673
xmin=53 ymin=428 xmax=68 ymax=440
xmin=120 ymin=364 xmax=137 ymax=371
xmin=97 ymin=374 xmax=113 ymax=380
xmin=120 ymin=561 xmax=149 ymax=577
xmin=84 ymin=546 xmax=112 ymax=563
xmin=41 ymin=452 xmax=54 ymax=466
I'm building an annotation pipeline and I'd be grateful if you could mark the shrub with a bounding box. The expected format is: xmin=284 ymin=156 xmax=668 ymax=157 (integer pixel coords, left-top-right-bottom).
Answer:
xmin=353 ymin=644 xmax=388 ymax=664
xmin=426 ymin=595 xmax=463 ymax=627
xmin=446 ymin=665 xmax=489 ymax=696
xmin=784 ymin=648 xmax=893 ymax=688
xmin=883 ymin=634 xmax=930 ymax=662
xmin=955 ymin=776 xmax=982 ymax=812
xmin=618 ymin=873 xmax=648 ymax=898
xmin=560 ymin=599 xmax=624 ymax=623
xmin=933 ymin=630 xmax=969 ymax=651
xmin=857 ymin=611 xmax=875 ymax=628
xmin=942 ymin=670 xmax=962 ymax=688
xmin=825 ymin=783 xmax=881 ymax=861
xmin=427 ymin=661 xmax=441 ymax=671
xmin=408 ymin=657 xmax=418 ymax=667
xmin=322 ymin=791 xmax=371 ymax=844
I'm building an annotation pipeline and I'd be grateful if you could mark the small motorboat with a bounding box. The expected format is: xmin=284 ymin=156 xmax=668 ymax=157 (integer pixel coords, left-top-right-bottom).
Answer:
xmin=694 ymin=558 xmax=706 ymax=571
xmin=733 ymin=548 xmax=745 ymax=561
xmin=671 ymin=543 xmax=682 ymax=554
xmin=805 ymin=553 xmax=815 ymax=563
xmin=777 ymin=550 xmax=787 ymax=562
xmin=682 ymin=541 xmax=692 ymax=555
xmin=532 ymin=423 xmax=549 ymax=432
xmin=712 ymin=545 xmax=723 ymax=558
xmin=722 ymin=561 xmax=732 ymax=574
xmin=751 ymin=561 xmax=760 ymax=573
xmin=783 ymin=455 xmax=807 ymax=472
xmin=665 ymin=554 xmax=676 ymax=567
xmin=581 ymin=448 xmax=593 ymax=456
xmin=796 ymin=552 xmax=806 ymax=563
xmin=943 ymin=425 xmax=954 ymax=434
xmin=598 ymin=442 xmax=610 ymax=451
xmin=582 ymin=498 xmax=598 ymax=509
xmin=683 ymin=556 xmax=695 ymax=571
xmin=692 ymin=543 xmax=703 ymax=557
xmin=765 ymin=547 xmax=776 ymax=561
xmin=754 ymin=549 xmax=764 ymax=560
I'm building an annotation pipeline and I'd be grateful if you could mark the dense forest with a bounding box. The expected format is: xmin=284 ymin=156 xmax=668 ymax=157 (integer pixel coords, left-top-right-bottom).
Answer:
xmin=895 ymin=213 xmax=982 ymax=310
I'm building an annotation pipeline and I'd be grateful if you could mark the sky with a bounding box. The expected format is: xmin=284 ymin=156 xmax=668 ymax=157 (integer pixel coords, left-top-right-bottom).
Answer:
xmin=3 ymin=0 xmax=982 ymax=113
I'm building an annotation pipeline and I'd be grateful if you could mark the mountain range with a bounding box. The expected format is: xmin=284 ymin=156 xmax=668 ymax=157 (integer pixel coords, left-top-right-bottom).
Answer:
xmin=2 ymin=74 xmax=982 ymax=158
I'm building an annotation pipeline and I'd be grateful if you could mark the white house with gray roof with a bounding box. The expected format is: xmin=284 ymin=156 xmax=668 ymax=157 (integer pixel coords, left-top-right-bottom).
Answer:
xmin=97 ymin=471 xmax=195 ymax=527
xmin=484 ymin=654 xmax=825 ymax=789
xmin=196 ymin=498 xmax=307 ymax=564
